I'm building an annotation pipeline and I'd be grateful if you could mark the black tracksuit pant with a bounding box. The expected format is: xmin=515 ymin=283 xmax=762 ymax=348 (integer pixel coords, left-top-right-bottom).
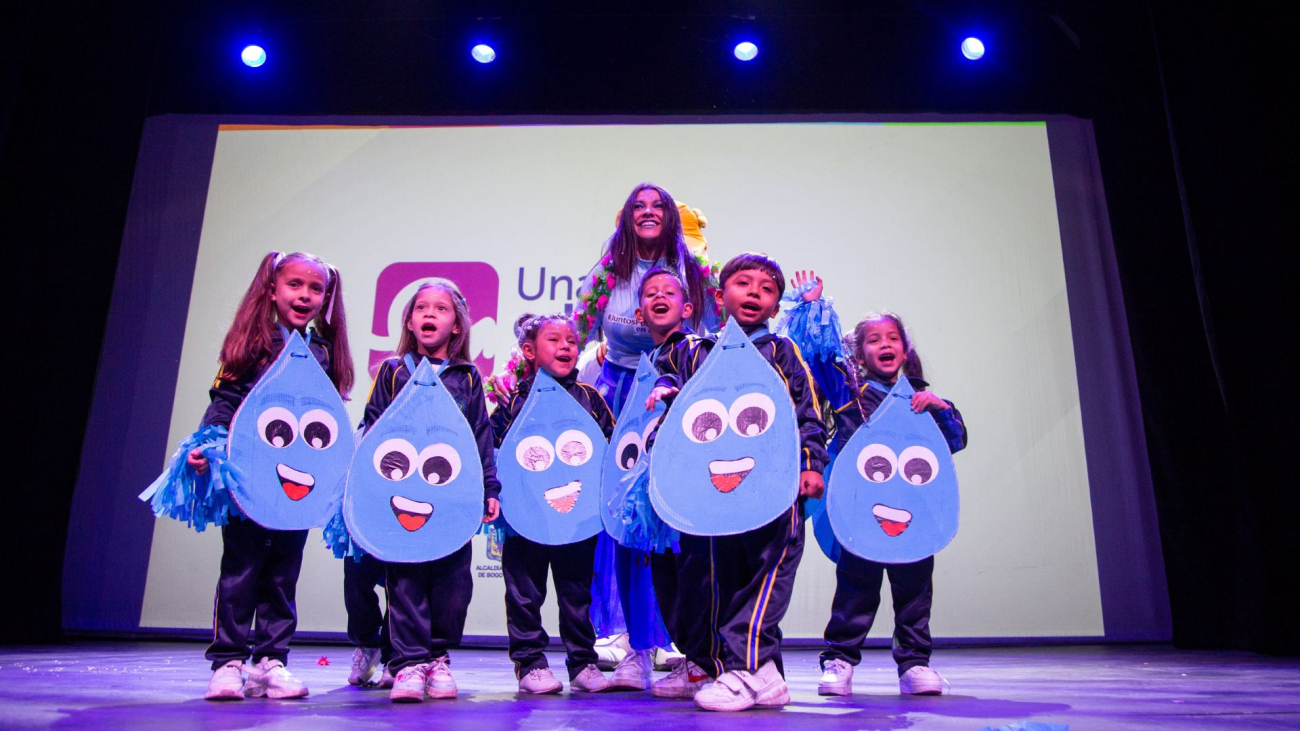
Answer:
xmin=678 ymin=505 xmax=805 ymax=678
xmin=385 ymin=542 xmax=474 ymax=672
xmin=649 ymin=550 xmax=683 ymax=652
xmin=343 ymin=552 xmax=392 ymax=662
xmin=206 ymin=517 xmax=308 ymax=670
xmin=820 ymin=553 xmax=935 ymax=676
xmin=502 ymin=534 xmax=599 ymax=680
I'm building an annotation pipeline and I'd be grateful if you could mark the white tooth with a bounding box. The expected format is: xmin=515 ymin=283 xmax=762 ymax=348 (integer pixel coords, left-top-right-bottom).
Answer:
xmin=544 ymin=481 xmax=581 ymax=500
xmin=391 ymin=495 xmax=433 ymax=515
xmin=276 ymin=463 xmax=315 ymax=487
xmin=872 ymin=504 xmax=912 ymax=523
xmin=708 ymin=457 xmax=755 ymax=475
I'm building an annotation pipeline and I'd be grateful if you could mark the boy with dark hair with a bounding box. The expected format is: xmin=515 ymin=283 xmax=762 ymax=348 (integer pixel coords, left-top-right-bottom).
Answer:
xmin=647 ymin=252 xmax=828 ymax=712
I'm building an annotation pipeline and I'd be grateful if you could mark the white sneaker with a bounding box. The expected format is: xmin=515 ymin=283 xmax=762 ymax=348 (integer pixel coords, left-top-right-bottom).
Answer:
xmin=570 ymin=663 xmax=612 ymax=693
xmin=693 ymin=661 xmax=786 ymax=712
xmin=243 ymin=658 xmax=308 ymax=699
xmin=653 ymin=644 xmax=685 ymax=671
xmin=425 ymin=656 xmax=457 ymax=699
xmin=518 ymin=666 xmax=563 ymax=694
xmin=651 ymin=660 xmax=708 ymax=699
xmin=378 ymin=664 xmax=395 ymax=688
xmin=752 ymin=662 xmax=791 ymax=709
xmin=390 ymin=663 xmax=428 ymax=703
xmin=899 ymin=665 xmax=947 ymax=695
xmin=348 ymin=647 xmax=382 ymax=686
xmin=594 ymin=633 xmax=632 ymax=671
xmin=204 ymin=660 xmax=245 ymax=701
xmin=611 ymin=649 xmax=652 ymax=690
xmin=818 ymin=658 xmax=853 ymax=696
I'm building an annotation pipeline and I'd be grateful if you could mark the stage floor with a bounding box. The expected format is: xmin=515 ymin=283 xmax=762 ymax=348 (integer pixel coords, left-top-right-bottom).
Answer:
xmin=2 ymin=642 xmax=1297 ymax=730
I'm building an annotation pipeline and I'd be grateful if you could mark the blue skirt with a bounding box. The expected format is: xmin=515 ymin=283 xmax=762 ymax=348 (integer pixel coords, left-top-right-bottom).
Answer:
xmin=589 ymin=359 xmax=671 ymax=650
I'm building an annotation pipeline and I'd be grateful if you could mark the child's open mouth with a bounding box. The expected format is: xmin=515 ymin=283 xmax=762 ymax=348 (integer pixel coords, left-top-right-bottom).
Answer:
xmin=651 ymin=302 xmax=671 ymax=315
xmin=290 ymin=304 xmax=312 ymax=316
xmin=879 ymin=352 xmax=896 ymax=363
xmin=420 ymin=323 xmax=437 ymax=333
xmin=391 ymin=495 xmax=433 ymax=531
xmin=740 ymin=302 xmax=762 ymax=315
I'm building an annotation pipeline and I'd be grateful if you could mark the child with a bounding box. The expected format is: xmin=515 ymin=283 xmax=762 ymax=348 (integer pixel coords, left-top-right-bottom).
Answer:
xmin=784 ymin=273 xmax=967 ymax=697
xmin=490 ymin=314 xmax=616 ymax=694
xmin=189 ymin=251 xmax=354 ymax=700
xmin=626 ymin=267 xmax=715 ymax=699
xmin=358 ymin=279 xmax=501 ymax=702
xmin=341 ymin=554 xmax=390 ymax=688
xmin=647 ymin=253 xmax=829 ymax=712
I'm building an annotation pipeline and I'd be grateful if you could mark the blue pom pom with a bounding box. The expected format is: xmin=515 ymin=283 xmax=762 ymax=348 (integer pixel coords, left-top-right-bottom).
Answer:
xmin=777 ymin=298 xmax=846 ymax=362
xmin=614 ymin=459 xmax=680 ymax=553
xmin=138 ymin=425 xmax=245 ymax=533
xmin=322 ymin=507 xmax=364 ymax=560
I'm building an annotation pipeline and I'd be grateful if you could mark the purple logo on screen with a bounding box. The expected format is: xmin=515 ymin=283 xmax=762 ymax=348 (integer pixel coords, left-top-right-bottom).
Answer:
xmin=370 ymin=262 xmax=499 ymax=376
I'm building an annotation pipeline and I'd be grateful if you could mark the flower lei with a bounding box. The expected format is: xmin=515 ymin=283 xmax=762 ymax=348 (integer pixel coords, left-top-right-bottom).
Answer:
xmin=573 ymin=251 xmax=721 ymax=348
xmin=484 ymin=347 xmax=532 ymax=406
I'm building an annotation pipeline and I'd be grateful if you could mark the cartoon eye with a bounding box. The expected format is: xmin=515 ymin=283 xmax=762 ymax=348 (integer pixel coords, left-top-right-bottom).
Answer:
xmin=516 ymin=435 xmax=555 ymax=472
xmin=614 ymin=432 xmax=644 ymax=471
xmin=257 ymin=407 xmax=297 ymax=448
xmin=898 ymin=446 xmax=939 ymax=485
xmin=641 ymin=416 xmax=662 ymax=444
xmin=681 ymin=399 xmax=728 ymax=443
xmin=299 ymin=409 xmax=338 ymax=450
xmin=557 ymin=429 xmax=594 ymax=466
xmin=373 ymin=438 xmax=418 ymax=481
xmin=729 ymin=392 xmax=776 ymax=438
xmin=417 ymin=443 xmax=462 ymax=486
xmin=856 ymin=444 xmax=898 ymax=483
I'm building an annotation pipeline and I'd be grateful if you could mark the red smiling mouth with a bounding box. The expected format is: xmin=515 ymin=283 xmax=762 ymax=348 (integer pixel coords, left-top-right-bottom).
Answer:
xmin=708 ymin=457 xmax=755 ymax=493
xmin=544 ymin=481 xmax=581 ymax=513
xmin=872 ymin=504 xmax=913 ymax=537
xmin=276 ymin=464 xmax=315 ymax=501
xmin=391 ymin=496 xmax=433 ymax=531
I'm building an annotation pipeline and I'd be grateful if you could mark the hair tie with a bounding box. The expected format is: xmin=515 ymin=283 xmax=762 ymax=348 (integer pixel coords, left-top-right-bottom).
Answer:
xmin=324 ymin=267 xmax=338 ymax=325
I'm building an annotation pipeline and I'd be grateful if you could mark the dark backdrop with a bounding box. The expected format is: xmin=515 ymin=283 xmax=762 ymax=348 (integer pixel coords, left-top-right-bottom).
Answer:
xmin=1 ymin=2 xmax=1292 ymax=653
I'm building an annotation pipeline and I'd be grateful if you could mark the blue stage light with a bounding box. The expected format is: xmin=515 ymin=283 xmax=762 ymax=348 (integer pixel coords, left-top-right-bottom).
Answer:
xmin=961 ymin=37 xmax=985 ymax=60
xmin=241 ymin=45 xmax=266 ymax=68
xmin=734 ymin=42 xmax=758 ymax=61
xmin=472 ymin=44 xmax=496 ymax=64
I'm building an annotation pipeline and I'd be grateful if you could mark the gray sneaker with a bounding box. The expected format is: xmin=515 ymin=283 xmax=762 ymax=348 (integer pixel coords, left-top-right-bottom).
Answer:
xmin=611 ymin=649 xmax=652 ymax=690
xmin=348 ymin=647 xmax=382 ymax=686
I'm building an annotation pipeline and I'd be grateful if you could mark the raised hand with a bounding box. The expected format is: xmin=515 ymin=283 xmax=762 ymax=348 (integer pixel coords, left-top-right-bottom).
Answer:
xmin=790 ymin=270 xmax=824 ymax=302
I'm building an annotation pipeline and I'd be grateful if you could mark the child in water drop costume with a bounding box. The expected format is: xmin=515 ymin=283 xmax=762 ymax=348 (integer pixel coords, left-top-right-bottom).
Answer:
xmin=164 ymin=251 xmax=354 ymax=701
xmin=491 ymin=313 xmax=617 ymax=695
